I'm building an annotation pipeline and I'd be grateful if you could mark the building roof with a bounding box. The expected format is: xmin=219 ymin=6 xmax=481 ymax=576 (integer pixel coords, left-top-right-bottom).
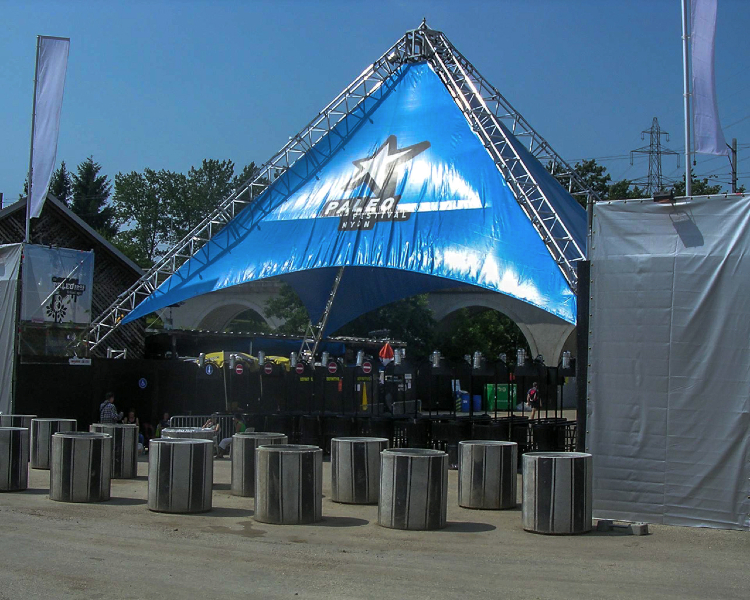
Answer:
xmin=0 ymin=194 xmax=143 ymax=275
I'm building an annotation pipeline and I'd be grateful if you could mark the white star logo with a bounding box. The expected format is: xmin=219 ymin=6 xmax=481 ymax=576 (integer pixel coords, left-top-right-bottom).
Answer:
xmin=346 ymin=135 xmax=430 ymax=197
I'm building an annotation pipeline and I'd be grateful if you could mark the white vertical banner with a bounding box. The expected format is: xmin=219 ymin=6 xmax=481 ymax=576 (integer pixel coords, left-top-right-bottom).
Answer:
xmin=691 ymin=0 xmax=728 ymax=156
xmin=28 ymin=36 xmax=70 ymax=219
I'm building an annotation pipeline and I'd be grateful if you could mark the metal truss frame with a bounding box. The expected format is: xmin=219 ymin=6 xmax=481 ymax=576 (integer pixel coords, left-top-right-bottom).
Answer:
xmin=83 ymin=20 xmax=598 ymax=356
xmin=415 ymin=23 xmax=592 ymax=289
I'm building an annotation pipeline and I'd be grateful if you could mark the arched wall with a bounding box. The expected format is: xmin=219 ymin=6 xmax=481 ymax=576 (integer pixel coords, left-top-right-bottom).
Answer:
xmin=427 ymin=289 xmax=576 ymax=366
xmin=159 ymin=281 xmax=284 ymax=332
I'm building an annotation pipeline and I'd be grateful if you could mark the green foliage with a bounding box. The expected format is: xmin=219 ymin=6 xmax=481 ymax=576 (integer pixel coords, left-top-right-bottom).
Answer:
xmin=71 ymin=156 xmax=116 ymax=237
xmin=112 ymin=168 xmax=174 ymax=267
xmin=608 ymin=179 xmax=646 ymax=200
xmin=571 ymin=159 xmax=611 ymax=203
xmin=335 ymin=295 xmax=437 ymax=360
xmin=171 ymin=159 xmax=235 ymax=241
xmin=672 ymin=170 xmax=724 ymax=197
xmin=49 ymin=161 xmax=73 ymax=205
xmin=19 ymin=176 xmax=29 ymax=200
xmin=264 ymin=284 xmax=310 ymax=335
xmin=223 ymin=308 xmax=270 ymax=334
xmin=435 ymin=308 xmax=529 ymax=364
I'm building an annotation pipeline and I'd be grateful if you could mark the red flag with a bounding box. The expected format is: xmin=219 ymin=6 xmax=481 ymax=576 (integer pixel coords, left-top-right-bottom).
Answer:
xmin=378 ymin=342 xmax=394 ymax=361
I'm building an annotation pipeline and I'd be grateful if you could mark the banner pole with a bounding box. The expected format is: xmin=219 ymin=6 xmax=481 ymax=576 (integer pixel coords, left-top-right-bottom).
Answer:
xmin=25 ymin=36 xmax=41 ymax=243
xmin=681 ymin=0 xmax=693 ymax=197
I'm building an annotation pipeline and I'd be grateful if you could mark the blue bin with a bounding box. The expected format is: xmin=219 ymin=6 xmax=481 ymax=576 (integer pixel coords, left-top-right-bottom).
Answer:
xmin=460 ymin=393 xmax=470 ymax=412
xmin=472 ymin=395 xmax=482 ymax=412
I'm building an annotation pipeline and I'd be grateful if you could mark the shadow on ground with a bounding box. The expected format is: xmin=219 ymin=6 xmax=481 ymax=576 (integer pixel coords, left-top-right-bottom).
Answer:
xmin=441 ymin=521 xmax=496 ymax=533
xmin=313 ymin=516 xmax=369 ymax=528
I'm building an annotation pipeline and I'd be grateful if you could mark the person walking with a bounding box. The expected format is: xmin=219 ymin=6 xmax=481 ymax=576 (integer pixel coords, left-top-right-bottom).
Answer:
xmin=99 ymin=392 xmax=123 ymax=424
xmin=527 ymin=382 xmax=541 ymax=421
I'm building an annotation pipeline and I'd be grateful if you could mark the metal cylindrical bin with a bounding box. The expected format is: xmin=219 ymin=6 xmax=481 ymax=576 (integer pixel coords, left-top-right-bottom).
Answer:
xmin=231 ymin=432 xmax=287 ymax=497
xmin=522 ymin=452 xmax=593 ymax=535
xmin=0 ymin=415 xmax=36 ymax=461
xmin=50 ymin=432 xmax=112 ymax=503
xmin=255 ymin=444 xmax=322 ymax=525
xmin=30 ymin=418 xmax=76 ymax=469
xmin=331 ymin=437 xmax=388 ymax=504
xmin=378 ymin=448 xmax=448 ymax=530
xmin=458 ymin=440 xmax=517 ymax=509
xmin=148 ymin=438 xmax=213 ymax=513
xmin=89 ymin=423 xmax=139 ymax=479
xmin=0 ymin=427 xmax=29 ymax=491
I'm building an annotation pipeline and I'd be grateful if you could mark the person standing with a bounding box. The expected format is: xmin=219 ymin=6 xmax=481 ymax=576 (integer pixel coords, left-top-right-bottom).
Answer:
xmin=527 ymin=382 xmax=541 ymax=421
xmin=99 ymin=392 xmax=122 ymax=424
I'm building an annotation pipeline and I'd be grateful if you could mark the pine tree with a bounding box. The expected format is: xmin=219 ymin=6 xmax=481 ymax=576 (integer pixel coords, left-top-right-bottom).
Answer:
xmin=71 ymin=156 xmax=117 ymax=237
xmin=49 ymin=161 xmax=73 ymax=205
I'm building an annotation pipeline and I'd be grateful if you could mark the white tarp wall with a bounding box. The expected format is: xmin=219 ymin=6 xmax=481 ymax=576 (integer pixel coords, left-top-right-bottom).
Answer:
xmin=20 ymin=244 xmax=94 ymax=325
xmin=0 ymin=244 xmax=22 ymax=414
xmin=589 ymin=194 xmax=750 ymax=530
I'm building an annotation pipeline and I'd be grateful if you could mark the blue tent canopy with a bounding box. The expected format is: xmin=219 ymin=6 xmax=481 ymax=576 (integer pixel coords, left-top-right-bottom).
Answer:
xmin=125 ymin=62 xmax=585 ymax=331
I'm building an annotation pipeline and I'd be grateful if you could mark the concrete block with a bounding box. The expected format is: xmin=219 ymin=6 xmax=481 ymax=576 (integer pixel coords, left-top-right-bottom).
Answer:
xmin=523 ymin=451 xmax=592 ymax=535
xmin=378 ymin=448 xmax=448 ymax=530
xmin=331 ymin=437 xmax=388 ymax=504
xmin=458 ymin=440 xmax=517 ymax=510
xmin=30 ymin=418 xmax=76 ymax=470
xmin=0 ymin=427 xmax=29 ymax=491
xmin=255 ymin=444 xmax=323 ymax=525
xmin=148 ymin=438 xmax=213 ymax=513
xmin=90 ymin=424 xmax=139 ymax=479
xmin=50 ymin=432 xmax=112 ymax=503
xmin=231 ymin=432 xmax=287 ymax=497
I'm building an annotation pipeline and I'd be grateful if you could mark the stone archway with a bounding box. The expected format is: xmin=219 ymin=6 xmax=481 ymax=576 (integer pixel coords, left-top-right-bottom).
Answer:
xmin=157 ymin=281 xmax=284 ymax=332
xmin=427 ymin=288 xmax=576 ymax=366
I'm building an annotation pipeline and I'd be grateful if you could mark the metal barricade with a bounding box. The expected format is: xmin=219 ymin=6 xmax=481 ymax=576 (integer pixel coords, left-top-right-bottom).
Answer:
xmin=169 ymin=415 xmax=211 ymax=428
xmin=210 ymin=413 xmax=236 ymax=442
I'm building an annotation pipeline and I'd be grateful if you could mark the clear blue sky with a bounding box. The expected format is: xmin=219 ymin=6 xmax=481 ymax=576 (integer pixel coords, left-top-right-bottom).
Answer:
xmin=2 ymin=0 xmax=749 ymax=204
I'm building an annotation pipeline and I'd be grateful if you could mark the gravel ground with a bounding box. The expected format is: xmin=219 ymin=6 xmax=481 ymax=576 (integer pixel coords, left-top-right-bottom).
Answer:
xmin=0 ymin=456 xmax=747 ymax=600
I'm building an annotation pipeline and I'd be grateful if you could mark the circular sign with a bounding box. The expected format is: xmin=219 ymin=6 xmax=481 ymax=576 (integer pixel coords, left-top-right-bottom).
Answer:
xmin=295 ymin=363 xmax=305 ymax=375
xmin=263 ymin=362 xmax=274 ymax=375
xmin=327 ymin=361 xmax=338 ymax=374
xmin=361 ymin=361 xmax=372 ymax=374
xmin=235 ymin=363 xmax=244 ymax=375
xmin=205 ymin=364 xmax=214 ymax=376
xmin=138 ymin=377 xmax=147 ymax=389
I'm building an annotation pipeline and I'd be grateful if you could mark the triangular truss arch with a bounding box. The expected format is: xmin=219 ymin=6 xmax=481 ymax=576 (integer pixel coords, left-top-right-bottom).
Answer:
xmin=82 ymin=21 xmax=597 ymax=355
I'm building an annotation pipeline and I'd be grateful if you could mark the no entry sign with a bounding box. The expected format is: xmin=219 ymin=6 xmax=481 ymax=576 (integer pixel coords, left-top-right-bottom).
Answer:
xmin=264 ymin=362 xmax=274 ymax=375
xmin=235 ymin=363 xmax=244 ymax=375
xmin=327 ymin=361 xmax=338 ymax=374
xmin=361 ymin=361 xmax=372 ymax=374
xmin=295 ymin=363 xmax=305 ymax=375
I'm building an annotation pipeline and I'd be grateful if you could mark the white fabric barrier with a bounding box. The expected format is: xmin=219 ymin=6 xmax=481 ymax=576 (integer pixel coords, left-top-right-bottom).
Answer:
xmin=589 ymin=194 xmax=750 ymax=530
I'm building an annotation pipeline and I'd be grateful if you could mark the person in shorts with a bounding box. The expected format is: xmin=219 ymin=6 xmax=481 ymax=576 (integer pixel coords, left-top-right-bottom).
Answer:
xmin=527 ymin=382 xmax=541 ymax=420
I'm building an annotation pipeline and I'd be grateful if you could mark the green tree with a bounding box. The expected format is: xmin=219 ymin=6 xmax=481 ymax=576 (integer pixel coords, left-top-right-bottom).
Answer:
xmin=265 ymin=283 xmax=310 ymax=335
xmin=71 ymin=156 xmax=116 ymax=237
xmin=673 ymin=170 xmax=724 ymax=196
xmin=549 ymin=158 xmax=611 ymax=206
xmin=170 ymin=159 xmax=235 ymax=242
xmin=435 ymin=308 xmax=529 ymax=364
xmin=335 ymin=295 xmax=437 ymax=359
xmin=608 ymin=179 xmax=647 ymax=200
xmin=49 ymin=161 xmax=73 ymax=205
xmin=111 ymin=168 xmax=174 ymax=267
xmin=18 ymin=176 xmax=28 ymax=200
